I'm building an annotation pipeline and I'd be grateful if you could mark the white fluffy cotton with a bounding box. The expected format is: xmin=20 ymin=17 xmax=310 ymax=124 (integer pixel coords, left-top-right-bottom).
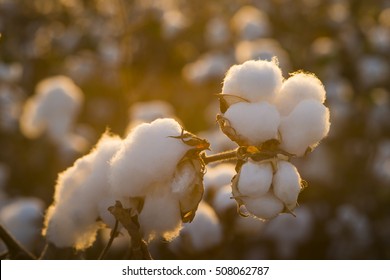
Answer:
xmin=20 ymin=76 xmax=83 ymax=142
xmin=138 ymin=189 xmax=182 ymax=242
xmin=279 ymin=99 xmax=330 ymax=156
xmin=224 ymin=102 xmax=280 ymax=145
xmin=110 ymin=118 xmax=189 ymax=198
xmin=242 ymin=192 xmax=284 ymax=220
xmin=237 ymin=160 xmax=273 ymax=197
xmin=222 ymin=59 xmax=283 ymax=103
xmin=276 ymin=72 xmax=326 ymax=116
xmin=203 ymin=163 xmax=236 ymax=192
xmin=176 ymin=202 xmax=222 ymax=252
xmin=273 ymin=161 xmax=301 ymax=209
xmin=212 ymin=184 xmax=236 ymax=215
xmin=43 ymin=134 xmax=122 ymax=249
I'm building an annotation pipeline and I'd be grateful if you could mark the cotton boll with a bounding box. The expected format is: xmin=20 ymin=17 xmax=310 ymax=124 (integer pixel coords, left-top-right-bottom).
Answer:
xmin=138 ymin=189 xmax=182 ymax=242
xmin=276 ymin=72 xmax=326 ymax=116
xmin=242 ymin=192 xmax=284 ymax=220
xmin=203 ymin=163 xmax=235 ymax=192
xmin=279 ymin=99 xmax=330 ymax=156
xmin=231 ymin=6 xmax=271 ymax=40
xmin=223 ymin=102 xmax=280 ymax=145
xmin=43 ymin=134 xmax=122 ymax=249
xmin=110 ymin=118 xmax=189 ymax=198
xmin=237 ymin=160 xmax=272 ymax=197
xmin=273 ymin=161 xmax=301 ymax=208
xmin=0 ymin=198 xmax=44 ymax=251
xmin=222 ymin=59 xmax=283 ymax=103
xmin=212 ymin=184 xmax=236 ymax=215
xmin=177 ymin=202 xmax=223 ymax=252
xmin=20 ymin=76 xmax=83 ymax=142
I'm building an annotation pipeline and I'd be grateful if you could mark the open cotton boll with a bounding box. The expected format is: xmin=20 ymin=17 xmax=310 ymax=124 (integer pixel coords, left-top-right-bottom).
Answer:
xmin=178 ymin=202 xmax=223 ymax=252
xmin=276 ymin=72 xmax=326 ymax=116
xmin=242 ymin=192 xmax=284 ymax=220
xmin=213 ymin=184 xmax=236 ymax=215
xmin=279 ymin=99 xmax=330 ymax=156
xmin=222 ymin=59 xmax=283 ymax=103
xmin=223 ymin=102 xmax=280 ymax=145
xmin=203 ymin=163 xmax=235 ymax=192
xmin=237 ymin=160 xmax=272 ymax=197
xmin=138 ymin=189 xmax=182 ymax=242
xmin=110 ymin=118 xmax=189 ymax=198
xmin=43 ymin=134 xmax=122 ymax=249
xmin=273 ymin=161 xmax=301 ymax=208
xmin=0 ymin=198 xmax=44 ymax=251
xmin=20 ymin=76 xmax=83 ymax=142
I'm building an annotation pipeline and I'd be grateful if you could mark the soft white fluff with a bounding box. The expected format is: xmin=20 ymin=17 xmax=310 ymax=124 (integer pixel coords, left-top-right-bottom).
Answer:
xmin=273 ymin=161 xmax=301 ymax=208
xmin=20 ymin=76 xmax=83 ymax=142
xmin=212 ymin=184 xmax=236 ymax=215
xmin=110 ymin=118 xmax=189 ymax=198
xmin=224 ymin=102 xmax=280 ymax=145
xmin=222 ymin=59 xmax=283 ymax=103
xmin=203 ymin=163 xmax=235 ymax=192
xmin=279 ymin=99 xmax=330 ymax=156
xmin=242 ymin=192 xmax=284 ymax=220
xmin=0 ymin=198 xmax=44 ymax=251
xmin=238 ymin=160 xmax=273 ymax=197
xmin=138 ymin=188 xmax=182 ymax=242
xmin=178 ymin=202 xmax=222 ymax=252
xmin=43 ymin=134 xmax=122 ymax=249
xmin=276 ymin=72 xmax=326 ymax=115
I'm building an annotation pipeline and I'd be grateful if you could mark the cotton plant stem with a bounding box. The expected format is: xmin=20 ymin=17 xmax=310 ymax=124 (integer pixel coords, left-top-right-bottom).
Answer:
xmin=98 ymin=219 xmax=119 ymax=260
xmin=0 ymin=224 xmax=35 ymax=259
xmin=108 ymin=201 xmax=152 ymax=260
xmin=202 ymin=149 xmax=238 ymax=165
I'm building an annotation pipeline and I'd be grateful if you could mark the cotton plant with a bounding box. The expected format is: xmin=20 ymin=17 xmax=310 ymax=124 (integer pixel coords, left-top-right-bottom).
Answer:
xmin=216 ymin=58 xmax=330 ymax=220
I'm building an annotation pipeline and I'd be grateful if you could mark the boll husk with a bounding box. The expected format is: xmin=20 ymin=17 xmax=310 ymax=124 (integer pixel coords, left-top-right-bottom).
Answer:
xmin=279 ymin=99 xmax=330 ymax=156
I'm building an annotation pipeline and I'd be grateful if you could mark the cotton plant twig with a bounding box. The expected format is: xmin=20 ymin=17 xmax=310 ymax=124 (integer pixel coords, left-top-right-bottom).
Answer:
xmin=0 ymin=224 xmax=36 ymax=260
xmin=98 ymin=219 xmax=119 ymax=260
xmin=108 ymin=201 xmax=152 ymax=260
xmin=201 ymin=149 xmax=238 ymax=165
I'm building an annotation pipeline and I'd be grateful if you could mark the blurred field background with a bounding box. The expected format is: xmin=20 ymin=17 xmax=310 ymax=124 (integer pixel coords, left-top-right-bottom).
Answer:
xmin=0 ymin=0 xmax=390 ymax=259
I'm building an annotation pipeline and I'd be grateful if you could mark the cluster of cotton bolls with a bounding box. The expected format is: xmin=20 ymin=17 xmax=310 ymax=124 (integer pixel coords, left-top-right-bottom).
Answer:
xmin=217 ymin=58 xmax=330 ymax=220
xmin=43 ymin=118 xmax=209 ymax=250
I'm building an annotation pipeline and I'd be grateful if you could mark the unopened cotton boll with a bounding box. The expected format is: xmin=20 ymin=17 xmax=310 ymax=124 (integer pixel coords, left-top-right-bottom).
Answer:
xmin=138 ymin=189 xmax=182 ymax=242
xmin=242 ymin=192 xmax=284 ymax=220
xmin=43 ymin=134 xmax=122 ymax=249
xmin=222 ymin=59 xmax=283 ymax=103
xmin=237 ymin=160 xmax=272 ymax=197
xmin=273 ymin=161 xmax=301 ymax=209
xmin=276 ymin=72 xmax=326 ymax=116
xmin=279 ymin=99 xmax=330 ymax=156
xmin=223 ymin=102 xmax=280 ymax=145
xmin=109 ymin=118 xmax=189 ymax=198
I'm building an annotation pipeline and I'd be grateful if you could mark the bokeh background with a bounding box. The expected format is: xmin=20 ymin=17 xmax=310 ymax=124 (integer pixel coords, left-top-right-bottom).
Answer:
xmin=0 ymin=0 xmax=390 ymax=259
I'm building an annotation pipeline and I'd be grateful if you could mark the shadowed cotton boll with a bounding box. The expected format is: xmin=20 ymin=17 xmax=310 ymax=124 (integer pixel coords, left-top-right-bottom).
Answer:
xmin=170 ymin=202 xmax=222 ymax=253
xmin=126 ymin=100 xmax=176 ymax=133
xmin=276 ymin=72 xmax=326 ymax=116
xmin=241 ymin=192 xmax=284 ymax=220
xmin=20 ymin=76 xmax=83 ymax=143
xmin=223 ymin=102 xmax=280 ymax=145
xmin=0 ymin=198 xmax=44 ymax=252
xmin=279 ymin=99 xmax=330 ymax=156
xmin=231 ymin=6 xmax=271 ymax=40
xmin=43 ymin=134 xmax=122 ymax=250
xmin=212 ymin=184 xmax=236 ymax=215
xmin=182 ymin=52 xmax=232 ymax=85
xmin=110 ymin=119 xmax=189 ymax=198
xmin=263 ymin=206 xmax=313 ymax=258
xmin=222 ymin=59 xmax=283 ymax=103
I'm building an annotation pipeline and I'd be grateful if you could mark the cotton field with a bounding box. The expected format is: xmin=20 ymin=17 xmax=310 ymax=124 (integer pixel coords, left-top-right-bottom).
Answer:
xmin=0 ymin=0 xmax=389 ymax=260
